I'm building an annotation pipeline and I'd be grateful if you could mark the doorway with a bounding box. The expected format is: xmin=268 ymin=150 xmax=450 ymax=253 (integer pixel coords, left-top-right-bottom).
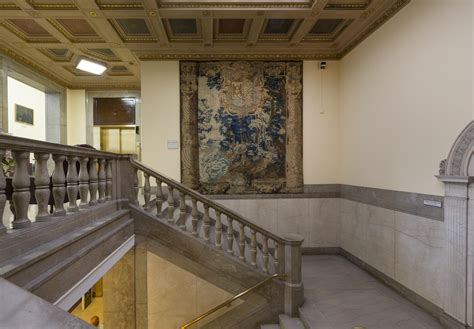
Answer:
xmin=100 ymin=126 xmax=137 ymax=155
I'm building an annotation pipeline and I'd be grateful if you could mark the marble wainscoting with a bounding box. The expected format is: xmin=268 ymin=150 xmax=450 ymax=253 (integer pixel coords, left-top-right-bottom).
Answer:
xmin=215 ymin=198 xmax=341 ymax=249
xmin=340 ymin=199 xmax=445 ymax=310
xmin=147 ymin=251 xmax=240 ymax=329
xmin=103 ymin=249 xmax=136 ymax=329
xmin=213 ymin=189 xmax=446 ymax=318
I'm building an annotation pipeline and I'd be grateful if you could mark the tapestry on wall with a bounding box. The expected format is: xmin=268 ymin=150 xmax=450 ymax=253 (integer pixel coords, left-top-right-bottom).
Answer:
xmin=180 ymin=61 xmax=303 ymax=194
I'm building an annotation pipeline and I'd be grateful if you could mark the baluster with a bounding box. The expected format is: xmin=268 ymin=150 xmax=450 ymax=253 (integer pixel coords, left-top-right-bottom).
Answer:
xmin=203 ymin=204 xmax=210 ymax=242
xmin=191 ymin=198 xmax=198 ymax=236
xmin=239 ymin=223 xmax=245 ymax=262
xmin=78 ymin=157 xmax=89 ymax=210
xmin=179 ymin=192 xmax=186 ymax=230
xmin=143 ymin=173 xmax=151 ymax=211
xmin=66 ymin=156 xmax=79 ymax=212
xmin=132 ymin=168 xmax=139 ymax=205
xmin=262 ymin=237 xmax=269 ymax=273
xmin=52 ymin=154 xmax=66 ymax=216
xmin=251 ymin=230 xmax=257 ymax=267
xmin=227 ymin=217 xmax=234 ymax=255
xmin=12 ymin=151 xmax=31 ymax=228
xmin=0 ymin=150 xmax=8 ymax=233
xmin=155 ymin=178 xmax=163 ymax=217
xmin=167 ymin=185 xmax=174 ymax=223
xmin=274 ymin=241 xmax=280 ymax=272
xmin=34 ymin=153 xmax=51 ymax=221
xmin=89 ymin=158 xmax=98 ymax=206
xmin=105 ymin=159 xmax=113 ymax=201
xmin=98 ymin=159 xmax=106 ymax=203
xmin=215 ymin=210 xmax=222 ymax=249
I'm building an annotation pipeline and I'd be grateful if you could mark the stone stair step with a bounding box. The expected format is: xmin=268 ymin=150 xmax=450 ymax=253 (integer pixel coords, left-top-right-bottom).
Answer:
xmin=279 ymin=314 xmax=306 ymax=329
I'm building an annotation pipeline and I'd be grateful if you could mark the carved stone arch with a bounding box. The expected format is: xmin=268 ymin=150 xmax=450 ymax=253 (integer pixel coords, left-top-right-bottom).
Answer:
xmin=444 ymin=120 xmax=474 ymax=176
xmin=438 ymin=120 xmax=474 ymax=328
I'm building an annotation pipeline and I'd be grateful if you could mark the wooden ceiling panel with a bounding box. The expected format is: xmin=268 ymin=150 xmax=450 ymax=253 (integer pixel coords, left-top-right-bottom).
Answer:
xmin=0 ymin=0 xmax=410 ymax=89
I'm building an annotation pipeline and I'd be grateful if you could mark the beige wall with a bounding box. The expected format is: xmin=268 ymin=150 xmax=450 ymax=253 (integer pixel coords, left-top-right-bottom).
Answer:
xmin=66 ymin=89 xmax=87 ymax=146
xmin=141 ymin=61 xmax=181 ymax=180
xmin=339 ymin=0 xmax=473 ymax=196
xmin=7 ymin=76 xmax=46 ymax=141
xmin=303 ymin=61 xmax=340 ymax=184
xmin=140 ymin=61 xmax=341 ymax=184
xmin=147 ymin=251 xmax=236 ymax=329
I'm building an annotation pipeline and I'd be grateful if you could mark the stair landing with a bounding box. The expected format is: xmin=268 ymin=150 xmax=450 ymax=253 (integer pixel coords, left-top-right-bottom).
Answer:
xmin=299 ymin=255 xmax=442 ymax=329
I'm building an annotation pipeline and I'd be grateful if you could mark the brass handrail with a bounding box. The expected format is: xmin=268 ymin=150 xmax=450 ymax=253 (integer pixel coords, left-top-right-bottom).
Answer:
xmin=180 ymin=274 xmax=286 ymax=329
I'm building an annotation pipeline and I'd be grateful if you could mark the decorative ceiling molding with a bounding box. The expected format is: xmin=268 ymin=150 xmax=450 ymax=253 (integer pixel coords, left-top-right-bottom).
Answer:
xmin=0 ymin=0 xmax=410 ymax=89
xmin=137 ymin=52 xmax=341 ymax=61
xmin=339 ymin=0 xmax=410 ymax=57
xmin=25 ymin=0 xmax=77 ymax=10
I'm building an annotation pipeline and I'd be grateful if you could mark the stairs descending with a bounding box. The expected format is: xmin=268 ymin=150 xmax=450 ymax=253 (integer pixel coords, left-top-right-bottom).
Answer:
xmin=261 ymin=314 xmax=307 ymax=329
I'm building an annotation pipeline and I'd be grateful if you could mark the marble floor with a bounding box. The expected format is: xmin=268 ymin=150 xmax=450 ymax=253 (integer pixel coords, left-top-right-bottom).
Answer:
xmin=300 ymin=256 xmax=443 ymax=329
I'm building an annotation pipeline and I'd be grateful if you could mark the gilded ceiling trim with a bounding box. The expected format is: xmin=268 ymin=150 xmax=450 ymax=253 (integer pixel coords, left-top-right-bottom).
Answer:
xmin=108 ymin=20 xmax=158 ymax=43
xmin=0 ymin=45 xmax=69 ymax=87
xmin=304 ymin=20 xmax=352 ymax=42
xmin=137 ymin=52 xmax=341 ymax=61
xmin=26 ymin=0 xmax=77 ymax=10
xmin=47 ymin=19 xmax=105 ymax=43
xmin=70 ymin=83 xmax=140 ymax=90
xmin=80 ymin=48 xmax=121 ymax=62
xmin=339 ymin=0 xmax=410 ymax=57
xmin=0 ymin=4 xmax=20 ymax=10
xmin=95 ymin=2 xmax=144 ymax=10
xmin=324 ymin=0 xmax=372 ymax=10
xmin=157 ymin=2 xmax=313 ymax=9
xmin=38 ymin=48 xmax=74 ymax=62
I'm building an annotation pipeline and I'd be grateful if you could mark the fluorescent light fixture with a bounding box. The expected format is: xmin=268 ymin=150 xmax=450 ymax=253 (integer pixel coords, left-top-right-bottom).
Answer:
xmin=76 ymin=58 xmax=107 ymax=75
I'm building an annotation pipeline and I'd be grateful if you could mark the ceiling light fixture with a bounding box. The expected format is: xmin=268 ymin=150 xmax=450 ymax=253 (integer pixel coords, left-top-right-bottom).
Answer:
xmin=76 ymin=58 xmax=107 ymax=75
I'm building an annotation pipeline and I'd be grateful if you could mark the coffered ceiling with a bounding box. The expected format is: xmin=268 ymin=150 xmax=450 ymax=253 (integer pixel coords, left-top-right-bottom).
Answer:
xmin=0 ymin=0 xmax=410 ymax=90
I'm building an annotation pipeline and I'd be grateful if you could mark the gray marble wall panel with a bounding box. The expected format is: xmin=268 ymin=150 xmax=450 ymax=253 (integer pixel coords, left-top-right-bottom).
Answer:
xmin=339 ymin=198 xmax=445 ymax=308
xmin=217 ymin=198 xmax=340 ymax=248
xmin=211 ymin=184 xmax=443 ymax=221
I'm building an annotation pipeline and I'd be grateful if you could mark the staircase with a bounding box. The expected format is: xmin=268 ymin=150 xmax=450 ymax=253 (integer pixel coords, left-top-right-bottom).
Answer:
xmin=0 ymin=134 xmax=305 ymax=328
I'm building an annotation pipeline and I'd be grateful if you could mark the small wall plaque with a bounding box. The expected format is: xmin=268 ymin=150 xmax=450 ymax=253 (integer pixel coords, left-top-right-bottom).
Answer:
xmin=167 ymin=140 xmax=179 ymax=149
xmin=423 ymin=200 xmax=442 ymax=208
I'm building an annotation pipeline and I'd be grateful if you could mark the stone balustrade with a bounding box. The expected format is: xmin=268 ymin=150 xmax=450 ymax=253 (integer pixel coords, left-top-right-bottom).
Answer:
xmin=0 ymin=134 xmax=127 ymax=232
xmin=129 ymin=158 xmax=304 ymax=315
xmin=0 ymin=133 xmax=304 ymax=317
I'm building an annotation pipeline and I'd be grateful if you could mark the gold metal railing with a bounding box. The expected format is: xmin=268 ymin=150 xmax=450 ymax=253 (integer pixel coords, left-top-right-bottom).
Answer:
xmin=180 ymin=274 xmax=286 ymax=329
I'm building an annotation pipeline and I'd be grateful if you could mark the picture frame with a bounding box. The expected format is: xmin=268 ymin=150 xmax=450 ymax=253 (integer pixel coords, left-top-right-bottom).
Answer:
xmin=14 ymin=104 xmax=34 ymax=126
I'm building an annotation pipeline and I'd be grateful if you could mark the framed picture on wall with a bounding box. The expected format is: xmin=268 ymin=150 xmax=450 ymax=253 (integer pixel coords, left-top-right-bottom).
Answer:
xmin=15 ymin=104 xmax=34 ymax=125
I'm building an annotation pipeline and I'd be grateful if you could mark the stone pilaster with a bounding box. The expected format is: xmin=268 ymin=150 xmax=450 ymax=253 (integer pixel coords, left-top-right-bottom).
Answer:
xmin=180 ymin=62 xmax=199 ymax=190
xmin=0 ymin=58 xmax=7 ymax=133
xmin=285 ymin=62 xmax=303 ymax=193
xmin=439 ymin=177 xmax=471 ymax=325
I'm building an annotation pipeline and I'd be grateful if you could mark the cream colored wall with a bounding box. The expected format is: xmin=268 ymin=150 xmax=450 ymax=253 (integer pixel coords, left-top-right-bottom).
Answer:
xmin=140 ymin=61 xmax=340 ymax=184
xmin=303 ymin=61 xmax=340 ymax=184
xmin=141 ymin=61 xmax=181 ymax=180
xmin=147 ymin=251 xmax=237 ymax=329
xmin=339 ymin=0 xmax=473 ymax=196
xmin=66 ymin=89 xmax=87 ymax=146
xmin=7 ymin=76 xmax=46 ymax=141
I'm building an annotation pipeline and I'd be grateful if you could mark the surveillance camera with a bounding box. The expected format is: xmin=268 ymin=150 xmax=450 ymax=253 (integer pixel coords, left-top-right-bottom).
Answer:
xmin=319 ymin=61 xmax=327 ymax=70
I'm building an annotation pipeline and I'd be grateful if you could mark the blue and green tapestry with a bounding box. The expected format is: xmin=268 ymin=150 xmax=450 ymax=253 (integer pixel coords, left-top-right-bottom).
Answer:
xmin=180 ymin=61 xmax=303 ymax=194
